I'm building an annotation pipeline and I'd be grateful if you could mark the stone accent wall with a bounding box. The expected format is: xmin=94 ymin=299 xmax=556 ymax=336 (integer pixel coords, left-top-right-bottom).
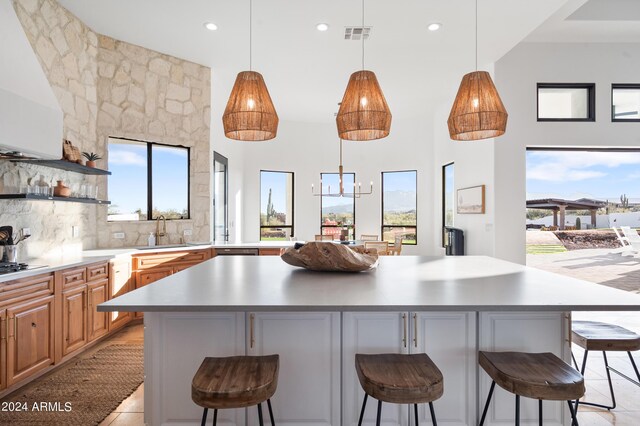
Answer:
xmin=95 ymin=35 xmax=211 ymax=247
xmin=3 ymin=0 xmax=211 ymax=259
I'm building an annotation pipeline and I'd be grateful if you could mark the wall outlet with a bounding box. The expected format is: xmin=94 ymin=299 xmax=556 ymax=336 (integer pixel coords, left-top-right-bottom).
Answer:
xmin=21 ymin=228 xmax=31 ymax=236
xmin=113 ymin=232 xmax=125 ymax=239
xmin=183 ymin=229 xmax=193 ymax=236
xmin=71 ymin=226 xmax=79 ymax=238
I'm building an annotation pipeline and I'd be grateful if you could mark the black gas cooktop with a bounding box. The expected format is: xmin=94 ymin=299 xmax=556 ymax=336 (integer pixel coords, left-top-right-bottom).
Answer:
xmin=0 ymin=262 xmax=46 ymax=275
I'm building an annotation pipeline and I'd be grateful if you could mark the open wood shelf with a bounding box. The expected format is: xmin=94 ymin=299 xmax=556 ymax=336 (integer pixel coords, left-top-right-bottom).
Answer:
xmin=0 ymin=194 xmax=110 ymax=204
xmin=10 ymin=159 xmax=111 ymax=175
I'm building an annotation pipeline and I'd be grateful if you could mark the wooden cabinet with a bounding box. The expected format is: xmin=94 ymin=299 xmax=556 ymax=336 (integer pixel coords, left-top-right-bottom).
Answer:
xmin=0 ymin=308 xmax=5 ymax=391
xmin=135 ymin=268 xmax=173 ymax=289
xmin=342 ymin=311 xmax=476 ymax=426
xmin=248 ymin=312 xmax=341 ymax=426
xmin=109 ymin=259 xmax=132 ymax=331
xmin=60 ymin=267 xmax=86 ymax=288
xmin=258 ymin=248 xmax=283 ymax=256
xmin=87 ymin=279 xmax=109 ymax=342
xmin=61 ymin=285 xmax=87 ymax=356
xmin=6 ymin=295 xmax=55 ymax=386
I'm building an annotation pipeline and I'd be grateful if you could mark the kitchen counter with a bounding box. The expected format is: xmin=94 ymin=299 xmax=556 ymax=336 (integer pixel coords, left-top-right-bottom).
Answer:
xmin=114 ymin=255 xmax=640 ymax=426
xmin=98 ymin=255 xmax=640 ymax=312
xmin=0 ymin=241 xmax=298 ymax=283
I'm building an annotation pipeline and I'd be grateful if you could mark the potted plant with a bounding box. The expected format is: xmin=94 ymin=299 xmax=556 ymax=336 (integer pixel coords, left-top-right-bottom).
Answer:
xmin=82 ymin=152 xmax=102 ymax=168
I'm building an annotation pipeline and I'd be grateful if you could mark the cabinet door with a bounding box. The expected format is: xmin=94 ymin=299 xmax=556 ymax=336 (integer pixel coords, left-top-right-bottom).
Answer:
xmin=62 ymin=285 xmax=87 ymax=356
xmin=0 ymin=308 xmax=6 ymax=390
xmin=343 ymin=312 xmax=408 ymax=426
xmin=478 ymin=312 xmax=567 ymax=426
xmin=109 ymin=259 xmax=132 ymax=330
xmin=248 ymin=312 xmax=341 ymax=426
xmin=143 ymin=312 xmax=246 ymax=426
xmin=88 ymin=279 xmax=109 ymax=342
xmin=412 ymin=312 xmax=476 ymax=426
xmin=6 ymin=295 xmax=55 ymax=386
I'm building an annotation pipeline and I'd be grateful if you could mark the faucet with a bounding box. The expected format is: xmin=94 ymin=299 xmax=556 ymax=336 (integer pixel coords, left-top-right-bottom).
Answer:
xmin=156 ymin=215 xmax=167 ymax=242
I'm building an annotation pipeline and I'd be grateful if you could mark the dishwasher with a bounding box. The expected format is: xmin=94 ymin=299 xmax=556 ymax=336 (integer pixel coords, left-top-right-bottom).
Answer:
xmin=215 ymin=248 xmax=259 ymax=256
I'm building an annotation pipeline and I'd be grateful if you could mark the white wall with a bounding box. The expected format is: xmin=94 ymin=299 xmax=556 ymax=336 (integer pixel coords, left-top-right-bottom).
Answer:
xmin=239 ymin=117 xmax=437 ymax=255
xmin=494 ymin=43 xmax=640 ymax=264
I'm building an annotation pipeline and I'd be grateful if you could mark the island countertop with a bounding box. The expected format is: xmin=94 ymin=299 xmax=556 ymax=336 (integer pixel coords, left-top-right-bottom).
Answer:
xmin=98 ymin=255 xmax=640 ymax=312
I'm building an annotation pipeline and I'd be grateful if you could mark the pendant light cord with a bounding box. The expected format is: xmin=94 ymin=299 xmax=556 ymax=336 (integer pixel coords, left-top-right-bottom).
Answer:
xmin=475 ymin=0 xmax=478 ymax=71
xmin=249 ymin=0 xmax=253 ymax=70
xmin=362 ymin=0 xmax=365 ymax=70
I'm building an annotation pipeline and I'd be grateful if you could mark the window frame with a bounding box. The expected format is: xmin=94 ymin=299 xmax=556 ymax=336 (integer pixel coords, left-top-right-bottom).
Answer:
xmin=442 ymin=162 xmax=454 ymax=246
xmin=260 ymin=170 xmax=295 ymax=240
xmin=107 ymin=137 xmax=191 ymax=222
xmin=381 ymin=170 xmax=418 ymax=246
xmin=536 ymin=83 xmax=596 ymax=122
xmin=320 ymin=172 xmax=356 ymax=238
xmin=611 ymin=83 xmax=640 ymax=122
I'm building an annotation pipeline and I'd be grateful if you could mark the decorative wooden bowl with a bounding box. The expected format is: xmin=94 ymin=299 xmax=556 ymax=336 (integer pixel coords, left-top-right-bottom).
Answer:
xmin=281 ymin=242 xmax=379 ymax=272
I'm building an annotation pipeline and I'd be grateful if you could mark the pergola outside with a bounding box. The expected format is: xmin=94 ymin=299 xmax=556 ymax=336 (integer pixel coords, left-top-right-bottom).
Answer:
xmin=526 ymin=198 xmax=606 ymax=230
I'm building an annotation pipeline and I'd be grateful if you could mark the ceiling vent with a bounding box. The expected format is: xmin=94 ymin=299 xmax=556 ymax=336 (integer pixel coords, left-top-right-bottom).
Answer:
xmin=344 ymin=27 xmax=371 ymax=40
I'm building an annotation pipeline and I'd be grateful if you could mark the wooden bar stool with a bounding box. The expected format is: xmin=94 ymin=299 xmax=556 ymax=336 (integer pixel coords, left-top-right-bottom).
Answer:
xmin=571 ymin=320 xmax=640 ymax=411
xmin=355 ymin=353 xmax=443 ymax=426
xmin=478 ymin=351 xmax=584 ymax=426
xmin=192 ymin=355 xmax=279 ymax=426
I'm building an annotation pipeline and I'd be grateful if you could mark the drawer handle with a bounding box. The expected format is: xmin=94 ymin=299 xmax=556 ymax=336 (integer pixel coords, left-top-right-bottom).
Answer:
xmin=413 ymin=313 xmax=418 ymax=348
xmin=402 ymin=313 xmax=407 ymax=348
xmin=250 ymin=313 xmax=255 ymax=349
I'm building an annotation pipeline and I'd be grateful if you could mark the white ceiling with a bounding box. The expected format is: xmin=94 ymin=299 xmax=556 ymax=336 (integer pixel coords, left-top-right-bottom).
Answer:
xmin=526 ymin=0 xmax=640 ymax=43
xmin=59 ymin=0 xmax=571 ymax=123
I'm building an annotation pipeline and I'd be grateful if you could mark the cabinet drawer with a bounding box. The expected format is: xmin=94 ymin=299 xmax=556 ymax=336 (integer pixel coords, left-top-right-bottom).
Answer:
xmin=0 ymin=273 xmax=54 ymax=305
xmin=61 ymin=267 xmax=86 ymax=288
xmin=87 ymin=262 xmax=108 ymax=282
xmin=259 ymin=248 xmax=283 ymax=256
xmin=134 ymin=249 xmax=210 ymax=269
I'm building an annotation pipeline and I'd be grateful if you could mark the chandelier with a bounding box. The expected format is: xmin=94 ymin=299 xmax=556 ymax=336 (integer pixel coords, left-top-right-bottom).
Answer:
xmin=311 ymin=138 xmax=373 ymax=198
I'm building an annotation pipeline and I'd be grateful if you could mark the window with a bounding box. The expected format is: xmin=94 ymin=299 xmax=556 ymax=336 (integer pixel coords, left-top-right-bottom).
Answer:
xmin=612 ymin=84 xmax=640 ymax=121
xmin=108 ymin=138 xmax=189 ymax=221
xmin=260 ymin=171 xmax=294 ymax=240
xmin=320 ymin=173 xmax=356 ymax=240
xmin=443 ymin=162 xmax=455 ymax=229
xmin=381 ymin=171 xmax=417 ymax=245
xmin=537 ymin=83 xmax=595 ymax=121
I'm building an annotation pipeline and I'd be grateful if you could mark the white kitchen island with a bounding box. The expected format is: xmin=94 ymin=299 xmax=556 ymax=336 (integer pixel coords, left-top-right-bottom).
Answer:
xmin=99 ymin=255 xmax=640 ymax=426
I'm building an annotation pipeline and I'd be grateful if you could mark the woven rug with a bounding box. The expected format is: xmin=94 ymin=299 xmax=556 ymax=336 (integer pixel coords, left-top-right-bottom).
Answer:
xmin=0 ymin=343 xmax=143 ymax=425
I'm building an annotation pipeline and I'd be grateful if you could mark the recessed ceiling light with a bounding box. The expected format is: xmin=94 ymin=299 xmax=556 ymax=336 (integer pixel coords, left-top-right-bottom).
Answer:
xmin=316 ymin=23 xmax=330 ymax=32
xmin=428 ymin=23 xmax=442 ymax=32
xmin=203 ymin=22 xmax=218 ymax=31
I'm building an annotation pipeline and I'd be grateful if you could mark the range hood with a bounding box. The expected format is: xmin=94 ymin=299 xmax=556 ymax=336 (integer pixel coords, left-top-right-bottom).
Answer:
xmin=0 ymin=2 xmax=62 ymax=159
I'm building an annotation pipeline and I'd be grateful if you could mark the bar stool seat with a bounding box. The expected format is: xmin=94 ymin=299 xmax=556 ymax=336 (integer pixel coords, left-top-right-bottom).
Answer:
xmin=572 ymin=320 xmax=640 ymax=352
xmin=192 ymin=355 xmax=279 ymax=426
xmin=478 ymin=351 xmax=584 ymax=426
xmin=571 ymin=320 xmax=640 ymax=411
xmin=355 ymin=353 xmax=443 ymax=426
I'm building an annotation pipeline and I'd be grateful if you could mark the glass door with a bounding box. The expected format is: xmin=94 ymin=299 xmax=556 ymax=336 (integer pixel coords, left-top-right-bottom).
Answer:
xmin=213 ymin=152 xmax=228 ymax=242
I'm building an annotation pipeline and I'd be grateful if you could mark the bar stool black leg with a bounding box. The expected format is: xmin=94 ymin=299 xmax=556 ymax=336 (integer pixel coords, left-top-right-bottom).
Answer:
xmin=538 ymin=400 xmax=543 ymax=426
xmin=376 ymin=400 xmax=382 ymax=426
xmin=567 ymin=400 xmax=579 ymax=426
xmin=428 ymin=402 xmax=437 ymax=426
xmin=478 ymin=381 xmax=496 ymax=426
xmin=258 ymin=403 xmax=265 ymax=426
xmin=571 ymin=352 xmax=579 ymax=370
xmin=267 ymin=399 xmax=276 ymax=426
xmin=629 ymin=351 xmax=640 ymax=382
xmin=414 ymin=403 xmax=418 ymax=426
xmin=602 ymin=352 xmax=617 ymax=409
xmin=201 ymin=408 xmax=208 ymax=426
xmin=213 ymin=408 xmax=218 ymax=426
xmin=357 ymin=394 xmax=368 ymax=426
xmin=515 ymin=395 xmax=520 ymax=426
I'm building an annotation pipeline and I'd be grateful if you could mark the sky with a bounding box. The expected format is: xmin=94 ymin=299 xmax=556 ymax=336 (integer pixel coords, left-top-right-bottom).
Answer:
xmin=526 ymin=150 xmax=640 ymax=201
xmin=260 ymin=171 xmax=292 ymax=217
xmin=108 ymin=140 xmax=188 ymax=215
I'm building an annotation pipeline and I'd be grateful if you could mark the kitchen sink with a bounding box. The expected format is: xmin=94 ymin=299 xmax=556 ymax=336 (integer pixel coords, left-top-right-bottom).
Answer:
xmin=136 ymin=242 xmax=211 ymax=250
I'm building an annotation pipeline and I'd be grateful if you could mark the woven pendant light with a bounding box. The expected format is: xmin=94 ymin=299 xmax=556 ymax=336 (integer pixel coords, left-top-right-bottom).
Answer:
xmin=447 ymin=71 xmax=507 ymax=141
xmin=223 ymin=71 xmax=278 ymax=141
xmin=222 ymin=0 xmax=278 ymax=141
xmin=337 ymin=71 xmax=391 ymax=141
xmin=335 ymin=0 xmax=392 ymax=141
xmin=447 ymin=0 xmax=507 ymax=141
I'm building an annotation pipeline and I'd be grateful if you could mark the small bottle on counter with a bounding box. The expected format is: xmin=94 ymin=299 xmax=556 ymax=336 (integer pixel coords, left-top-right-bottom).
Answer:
xmin=148 ymin=232 xmax=156 ymax=247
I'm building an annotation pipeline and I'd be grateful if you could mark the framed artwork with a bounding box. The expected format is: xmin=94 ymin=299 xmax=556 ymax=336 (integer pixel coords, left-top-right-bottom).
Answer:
xmin=457 ymin=185 xmax=485 ymax=214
